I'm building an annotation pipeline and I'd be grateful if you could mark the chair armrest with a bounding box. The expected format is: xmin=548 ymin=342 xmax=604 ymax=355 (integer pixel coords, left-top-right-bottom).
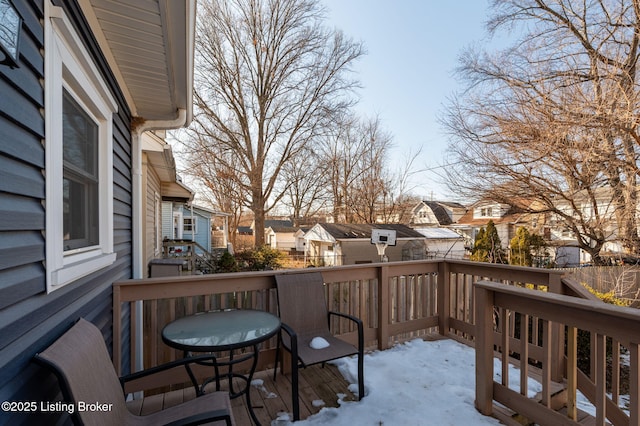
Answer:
xmin=279 ymin=322 xmax=296 ymax=337
xmin=120 ymin=353 xmax=218 ymax=395
xmin=279 ymin=322 xmax=299 ymax=361
xmin=164 ymin=408 xmax=233 ymax=426
xmin=328 ymin=311 xmax=363 ymax=327
xmin=328 ymin=311 xmax=364 ymax=351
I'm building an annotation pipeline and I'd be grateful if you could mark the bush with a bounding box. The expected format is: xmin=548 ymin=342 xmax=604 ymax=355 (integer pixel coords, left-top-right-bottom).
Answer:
xmin=216 ymin=251 xmax=238 ymax=273
xmin=234 ymin=246 xmax=285 ymax=271
xmin=584 ymin=284 xmax=631 ymax=307
xmin=576 ymin=283 xmax=630 ymax=382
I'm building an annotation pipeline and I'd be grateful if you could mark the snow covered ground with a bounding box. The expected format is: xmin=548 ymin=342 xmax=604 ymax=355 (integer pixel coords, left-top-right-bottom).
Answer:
xmin=267 ymin=338 xmax=606 ymax=425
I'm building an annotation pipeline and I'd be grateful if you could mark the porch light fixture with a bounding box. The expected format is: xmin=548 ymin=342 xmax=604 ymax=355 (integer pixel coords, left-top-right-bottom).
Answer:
xmin=0 ymin=0 xmax=21 ymax=68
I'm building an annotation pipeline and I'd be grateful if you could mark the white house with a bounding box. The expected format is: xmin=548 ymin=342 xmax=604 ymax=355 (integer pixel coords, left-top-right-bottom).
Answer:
xmin=413 ymin=227 xmax=466 ymax=259
xmin=263 ymin=220 xmax=298 ymax=251
xmin=411 ymin=200 xmax=467 ymax=226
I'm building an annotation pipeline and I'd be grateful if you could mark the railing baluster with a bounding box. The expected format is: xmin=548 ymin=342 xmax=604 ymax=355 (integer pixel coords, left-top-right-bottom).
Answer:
xmin=541 ymin=319 xmax=551 ymax=408
xmin=501 ymin=308 xmax=509 ymax=387
xmin=611 ymin=339 xmax=620 ymax=405
xmin=377 ymin=264 xmax=390 ymax=350
xmin=566 ymin=326 xmax=577 ymax=421
xmin=150 ymin=299 xmax=158 ymax=368
xmin=630 ymin=343 xmax=639 ymax=426
xmin=595 ymin=333 xmax=606 ymax=426
xmin=520 ymin=313 xmax=529 ymax=397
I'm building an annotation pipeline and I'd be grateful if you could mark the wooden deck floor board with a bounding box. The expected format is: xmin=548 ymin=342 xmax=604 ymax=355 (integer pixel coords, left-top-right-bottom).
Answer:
xmin=126 ymin=363 xmax=354 ymax=424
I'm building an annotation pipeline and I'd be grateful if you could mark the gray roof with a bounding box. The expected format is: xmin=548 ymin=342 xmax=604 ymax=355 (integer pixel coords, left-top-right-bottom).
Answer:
xmin=319 ymin=223 xmax=425 ymax=240
xmin=265 ymin=219 xmax=294 ymax=228
xmin=423 ymin=201 xmax=454 ymax=225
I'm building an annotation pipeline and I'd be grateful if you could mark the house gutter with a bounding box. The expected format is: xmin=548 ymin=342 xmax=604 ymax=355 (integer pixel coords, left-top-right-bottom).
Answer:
xmin=131 ymin=108 xmax=189 ymax=375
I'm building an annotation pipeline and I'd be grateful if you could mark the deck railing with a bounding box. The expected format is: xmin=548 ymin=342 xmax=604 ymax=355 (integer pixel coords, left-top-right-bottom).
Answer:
xmin=112 ymin=259 xmax=636 ymax=423
xmin=475 ymin=279 xmax=640 ymax=426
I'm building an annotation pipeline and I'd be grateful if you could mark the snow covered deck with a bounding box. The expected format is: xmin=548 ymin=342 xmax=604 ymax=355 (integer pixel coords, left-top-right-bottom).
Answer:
xmin=114 ymin=260 xmax=639 ymax=425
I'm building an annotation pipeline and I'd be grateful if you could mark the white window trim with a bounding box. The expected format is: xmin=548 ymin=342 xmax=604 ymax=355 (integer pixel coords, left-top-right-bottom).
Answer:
xmin=183 ymin=216 xmax=197 ymax=234
xmin=173 ymin=212 xmax=183 ymax=239
xmin=45 ymin=3 xmax=118 ymax=291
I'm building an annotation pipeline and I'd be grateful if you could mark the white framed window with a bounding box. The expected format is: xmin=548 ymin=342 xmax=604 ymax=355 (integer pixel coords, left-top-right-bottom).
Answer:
xmin=45 ymin=3 xmax=118 ymax=291
xmin=183 ymin=217 xmax=196 ymax=233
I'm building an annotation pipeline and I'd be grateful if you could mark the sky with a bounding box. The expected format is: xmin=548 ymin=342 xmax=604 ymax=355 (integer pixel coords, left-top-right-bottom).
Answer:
xmin=321 ymin=1 xmax=495 ymax=201
xmin=262 ymin=338 xmax=615 ymax=425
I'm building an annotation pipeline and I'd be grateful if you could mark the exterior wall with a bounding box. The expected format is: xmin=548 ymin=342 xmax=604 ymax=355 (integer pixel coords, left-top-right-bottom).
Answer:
xmin=0 ymin=1 xmax=133 ymax=424
xmin=412 ymin=204 xmax=439 ymax=225
xmin=294 ymin=231 xmax=306 ymax=252
xmin=143 ymin=152 xmax=162 ymax=277
xmin=425 ymin=239 xmax=466 ymax=259
xmin=275 ymin=232 xmax=296 ymax=251
xmin=189 ymin=209 xmax=211 ymax=253
xmin=340 ymin=240 xmax=419 ymax=264
xmin=266 ymin=228 xmax=276 ymax=248
xmin=161 ymin=201 xmax=174 ymax=239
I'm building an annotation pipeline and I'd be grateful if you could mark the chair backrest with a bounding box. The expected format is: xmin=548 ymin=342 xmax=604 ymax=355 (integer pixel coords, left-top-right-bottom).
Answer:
xmin=35 ymin=318 xmax=131 ymax=426
xmin=275 ymin=272 xmax=329 ymax=335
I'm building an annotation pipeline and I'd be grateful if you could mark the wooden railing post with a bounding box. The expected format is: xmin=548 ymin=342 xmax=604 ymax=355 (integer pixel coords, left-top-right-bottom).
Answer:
xmin=566 ymin=326 xmax=578 ymax=421
xmin=113 ymin=284 xmax=122 ymax=375
xmin=548 ymin=273 xmax=564 ymax=382
xmin=377 ymin=264 xmax=390 ymax=350
xmin=437 ymin=261 xmax=450 ymax=337
xmin=474 ymin=282 xmax=494 ymax=415
xmin=631 ymin=343 xmax=639 ymax=426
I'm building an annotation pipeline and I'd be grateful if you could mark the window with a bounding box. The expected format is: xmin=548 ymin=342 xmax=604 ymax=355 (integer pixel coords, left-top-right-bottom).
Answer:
xmin=45 ymin=4 xmax=117 ymax=291
xmin=183 ymin=217 xmax=196 ymax=233
xmin=63 ymin=90 xmax=99 ymax=250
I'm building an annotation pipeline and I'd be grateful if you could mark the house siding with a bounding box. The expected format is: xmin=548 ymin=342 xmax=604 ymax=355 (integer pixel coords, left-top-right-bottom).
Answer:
xmin=162 ymin=201 xmax=174 ymax=239
xmin=143 ymin=154 xmax=162 ymax=277
xmin=0 ymin=1 xmax=133 ymax=424
xmin=192 ymin=212 xmax=211 ymax=253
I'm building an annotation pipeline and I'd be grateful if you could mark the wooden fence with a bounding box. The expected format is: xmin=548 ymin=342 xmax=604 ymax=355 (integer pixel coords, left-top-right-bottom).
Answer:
xmin=559 ymin=266 xmax=640 ymax=304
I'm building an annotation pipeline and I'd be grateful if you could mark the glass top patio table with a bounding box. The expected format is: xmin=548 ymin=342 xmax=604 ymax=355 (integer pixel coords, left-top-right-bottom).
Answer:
xmin=161 ymin=309 xmax=281 ymax=352
xmin=162 ymin=309 xmax=281 ymax=426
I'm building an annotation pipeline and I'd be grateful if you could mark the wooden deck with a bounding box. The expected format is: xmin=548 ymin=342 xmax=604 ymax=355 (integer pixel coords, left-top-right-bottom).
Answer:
xmin=126 ymin=364 xmax=355 ymax=424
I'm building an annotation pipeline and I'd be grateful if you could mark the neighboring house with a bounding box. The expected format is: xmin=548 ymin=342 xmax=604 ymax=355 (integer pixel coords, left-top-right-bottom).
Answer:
xmin=413 ymin=227 xmax=466 ymax=259
xmin=237 ymin=226 xmax=253 ymax=235
xmin=411 ymin=200 xmax=467 ymax=227
xmin=304 ymin=223 xmax=427 ymax=266
xmin=294 ymin=228 xmax=310 ymax=252
xmin=263 ymin=220 xmax=297 ymax=251
xmin=142 ymin=131 xmax=193 ymax=272
xmin=144 ymin=133 xmax=231 ymax=274
xmin=162 ymin=202 xmax=214 ymax=254
xmin=0 ymin=1 xmax=196 ymax=423
xmin=454 ymin=200 xmax=545 ymax=254
xmin=545 ymin=186 xmax=625 ymax=265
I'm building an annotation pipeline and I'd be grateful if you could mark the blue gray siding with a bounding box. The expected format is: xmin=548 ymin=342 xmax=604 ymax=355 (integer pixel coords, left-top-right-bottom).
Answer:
xmin=0 ymin=0 xmax=133 ymax=424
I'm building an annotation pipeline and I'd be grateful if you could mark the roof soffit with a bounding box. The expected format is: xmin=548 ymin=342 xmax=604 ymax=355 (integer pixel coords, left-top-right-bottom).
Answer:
xmin=79 ymin=0 xmax=195 ymax=122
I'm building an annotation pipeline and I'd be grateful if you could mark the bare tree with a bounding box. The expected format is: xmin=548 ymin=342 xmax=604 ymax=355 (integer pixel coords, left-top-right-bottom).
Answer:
xmin=320 ymin=114 xmax=393 ymax=223
xmin=177 ymin=133 xmax=247 ymax=247
xmin=279 ymin=145 xmax=329 ymax=226
xmin=442 ymin=0 xmax=640 ymax=264
xmin=347 ymin=117 xmax=394 ymax=223
xmin=188 ymin=0 xmax=364 ymax=246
